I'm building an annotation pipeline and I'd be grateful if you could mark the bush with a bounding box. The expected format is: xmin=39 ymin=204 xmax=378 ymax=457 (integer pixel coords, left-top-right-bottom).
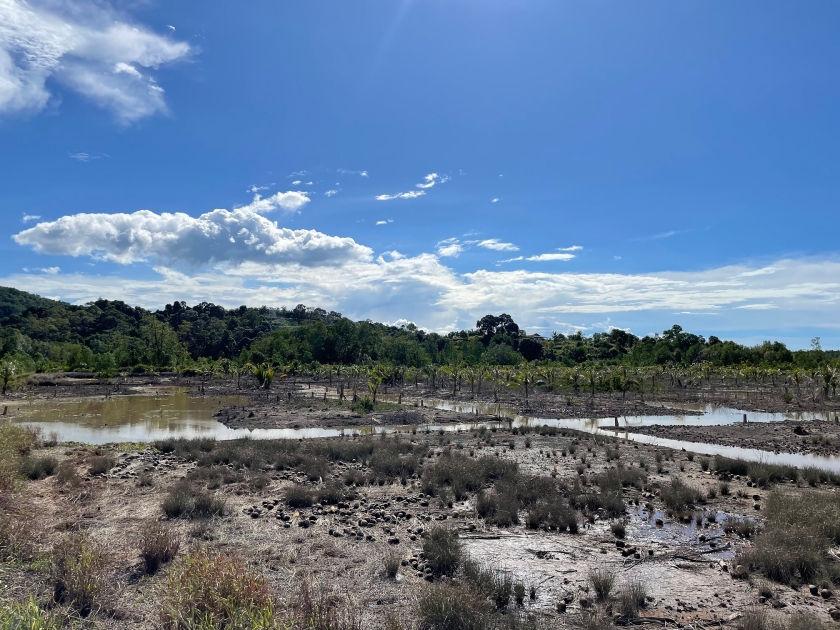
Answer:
xmin=284 ymin=485 xmax=315 ymax=508
xmin=462 ymin=560 xmax=514 ymax=610
xmin=20 ymin=455 xmax=58 ymax=480
xmin=525 ymin=497 xmax=578 ymax=533
xmin=162 ymin=481 xmax=226 ymax=519
xmin=416 ymin=582 xmax=490 ymax=630
xmin=738 ymin=490 xmax=840 ymax=584
xmin=55 ymin=460 xmax=82 ymax=487
xmin=589 ymin=567 xmax=615 ymax=601
xmin=50 ymin=534 xmax=109 ymax=617
xmin=140 ymin=521 xmax=180 ymax=574
xmin=476 ymin=488 xmax=520 ymax=527
xmin=88 ymin=454 xmax=115 ymax=475
xmin=159 ymin=548 xmax=275 ymax=629
xmin=383 ymin=550 xmax=400 ymax=578
xmin=660 ymin=479 xmax=700 ymax=512
xmin=610 ymin=521 xmax=626 ymax=539
xmin=617 ymin=579 xmax=647 ymax=617
xmin=0 ymin=598 xmax=61 ymax=630
xmin=422 ymin=527 xmax=461 ymax=578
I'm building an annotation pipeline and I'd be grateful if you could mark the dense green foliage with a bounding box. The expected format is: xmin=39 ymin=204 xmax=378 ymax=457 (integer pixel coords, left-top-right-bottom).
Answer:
xmin=0 ymin=287 xmax=836 ymax=376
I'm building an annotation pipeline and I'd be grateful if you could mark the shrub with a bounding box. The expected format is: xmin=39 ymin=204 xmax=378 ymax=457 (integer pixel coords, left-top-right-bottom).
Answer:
xmin=55 ymin=461 xmax=82 ymax=487
xmin=462 ymin=560 xmax=513 ymax=610
xmin=422 ymin=527 xmax=461 ymax=578
xmin=416 ymin=582 xmax=490 ymax=630
xmin=719 ymin=481 xmax=730 ymax=496
xmin=159 ymin=548 xmax=275 ymax=629
xmin=383 ymin=550 xmax=400 ymax=578
xmin=20 ymin=455 xmax=58 ymax=480
xmin=597 ymin=465 xmax=646 ymax=491
xmin=477 ymin=488 xmax=520 ymax=527
xmin=140 ymin=521 xmax=180 ymax=574
xmin=162 ymin=481 xmax=226 ymax=519
xmin=316 ymin=482 xmax=344 ymax=505
xmin=88 ymin=454 xmax=115 ymax=475
xmin=525 ymin=497 xmax=578 ymax=533
xmin=50 ymin=534 xmax=109 ymax=617
xmin=284 ymin=485 xmax=315 ymax=508
xmin=138 ymin=472 xmax=154 ymax=487
xmin=589 ymin=567 xmax=615 ymax=601
xmin=738 ymin=490 xmax=840 ymax=584
xmin=610 ymin=521 xmax=626 ymax=539
xmin=617 ymin=579 xmax=646 ymax=617
xmin=660 ymin=479 xmax=701 ymax=512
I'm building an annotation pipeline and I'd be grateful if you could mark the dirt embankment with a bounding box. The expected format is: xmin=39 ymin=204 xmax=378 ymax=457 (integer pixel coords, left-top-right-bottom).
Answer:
xmin=625 ymin=420 xmax=840 ymax=458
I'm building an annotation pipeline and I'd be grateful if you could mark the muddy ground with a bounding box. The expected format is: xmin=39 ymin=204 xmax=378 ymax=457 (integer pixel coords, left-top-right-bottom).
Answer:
xmin=4 ymin=422 xmax=840 ymax=629
xmin=626 ymin=419 xmax=840 ymax=458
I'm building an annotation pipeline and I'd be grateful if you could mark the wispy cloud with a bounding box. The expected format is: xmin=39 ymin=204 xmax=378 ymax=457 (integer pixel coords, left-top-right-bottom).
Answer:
xmin=22 ymin=214 xmax=41 ymax=223
xmin=23 ymin=267 xmax=60 ymax=274
xmin=1 ymin=0 xmax=191 ymax=122
xmin=69 ymin=153 xmax=92 ymax=162
xmin=734 ymin=303 xmax=777 ymax=310
xmin=558 ymin=245 xmax=583 ymax=252
xmin=376 ymin=219 xmax=394 ymax=226
xmin=737 ymin=267 xmax=781 ymax=277
xmin=324 ymin=190 xmax=338 ymax=197
xmin=527 ymin=253 xmax=576 ymax=262
xmin=415 ymin=173 xmax=450 ymax=189
xmin=477 ymin=239 xmax=519 ymax=252
xmin=376 ymin=191 xmax=425 ymax=201
xmin=291 ymin=180 xmax=302 ymax=185
xmin=491 ymin=198 xmax=500 ymax=203
xmin=498 ymin=256 xmax=524 ymax=263
xmin=338 ymin=169 xmax=368 ymax=177
xmin=289 ymin=171 xmax=308 ymax=177
xmin=248 ymin=184 xmax=274 ymax=193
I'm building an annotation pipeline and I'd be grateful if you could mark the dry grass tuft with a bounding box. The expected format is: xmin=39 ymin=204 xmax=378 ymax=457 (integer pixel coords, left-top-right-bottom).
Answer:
xmin=140 ymin=520 xmax=180 ymax=574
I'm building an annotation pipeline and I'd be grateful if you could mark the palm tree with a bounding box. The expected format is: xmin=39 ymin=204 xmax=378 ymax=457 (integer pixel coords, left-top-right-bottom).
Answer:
xmin=246 ymin=362 xmax=276 ymax=389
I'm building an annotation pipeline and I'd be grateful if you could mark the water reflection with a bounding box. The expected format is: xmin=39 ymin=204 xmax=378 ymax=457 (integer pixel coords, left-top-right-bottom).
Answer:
xmin=5 ymin=391 xmax=840 ymax=472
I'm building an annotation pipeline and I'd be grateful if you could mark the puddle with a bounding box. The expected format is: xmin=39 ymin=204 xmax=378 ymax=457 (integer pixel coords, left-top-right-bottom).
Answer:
xmin=5 ymin=391 xmax=840 ymax=473
xmin=628 ymin=505 xmax=749 ymax=560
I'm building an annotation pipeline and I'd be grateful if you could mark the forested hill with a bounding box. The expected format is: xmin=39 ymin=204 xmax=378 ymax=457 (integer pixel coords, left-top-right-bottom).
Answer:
xmin=0 ymin=286 xmax=833 ymax=374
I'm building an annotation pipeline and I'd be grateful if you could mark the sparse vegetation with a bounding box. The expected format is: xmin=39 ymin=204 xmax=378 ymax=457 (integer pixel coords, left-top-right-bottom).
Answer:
xmin=140 ymin=520 xmax=180 ymax=574
xmin=50 ymin=534 xmax=110 ymax=617
xmin=159 ymin=548 xmax=275 ymax=629
xmin=589 ymin=566 xmax=616 ymax=601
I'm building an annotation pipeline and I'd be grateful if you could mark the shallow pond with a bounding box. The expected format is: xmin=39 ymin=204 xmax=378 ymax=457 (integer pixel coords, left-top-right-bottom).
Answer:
xmin=5 ymin=391 xmax=840 ymax=471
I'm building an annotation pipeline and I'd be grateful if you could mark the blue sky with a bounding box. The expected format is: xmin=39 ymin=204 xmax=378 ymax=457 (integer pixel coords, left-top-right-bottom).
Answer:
xmin=2 ymin=0 xmax=840 ymax=348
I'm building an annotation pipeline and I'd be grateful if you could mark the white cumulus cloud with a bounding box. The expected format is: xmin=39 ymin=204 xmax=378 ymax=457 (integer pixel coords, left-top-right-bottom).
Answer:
xmin=13 ymin=195 xmax=371 ymax=267
xmin=0 ymin=0 xmax=191 ymax=122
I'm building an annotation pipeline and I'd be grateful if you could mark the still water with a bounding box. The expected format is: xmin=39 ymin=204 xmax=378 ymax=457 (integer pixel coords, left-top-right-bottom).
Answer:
xmin=5 ymin=391 xmax=840 ymax=471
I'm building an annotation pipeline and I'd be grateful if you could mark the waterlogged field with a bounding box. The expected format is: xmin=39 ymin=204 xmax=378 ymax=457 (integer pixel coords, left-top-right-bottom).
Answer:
xmin=2 ymin=416 xmax=840 ymax=629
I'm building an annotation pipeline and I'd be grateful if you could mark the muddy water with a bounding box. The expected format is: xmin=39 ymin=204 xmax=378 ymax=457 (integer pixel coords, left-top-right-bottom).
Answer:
xmin=6 ymin=391 xmax=840 ymax=472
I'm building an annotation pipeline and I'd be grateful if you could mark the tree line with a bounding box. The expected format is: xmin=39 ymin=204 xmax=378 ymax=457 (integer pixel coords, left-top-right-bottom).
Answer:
xmin=0 ymin=287 xmax=835 ymax=379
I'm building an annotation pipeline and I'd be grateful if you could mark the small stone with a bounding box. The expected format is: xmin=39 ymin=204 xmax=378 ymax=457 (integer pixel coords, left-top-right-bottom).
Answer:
xmin=809 ymin=584 xmax=819 ymax=596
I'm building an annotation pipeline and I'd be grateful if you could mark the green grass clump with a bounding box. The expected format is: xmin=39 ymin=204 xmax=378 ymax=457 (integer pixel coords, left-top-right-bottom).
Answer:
xmin=422 ymin=527 xmax=461 ymax=578
xmin=738 ymin=490 xmax=840 ymax=584
xmin=50 ymin=534 xmax=109 ymax=617
xmin=20 ymin=455 xmax=57 ymax=480
xmin=159 ymin=548 xmax=275 ymax=629
xmin=162 ymin=481 xmax=227 ymax=519
xmin=660 ymin=479 xmax=701 ymax=512
xmin=0 ymin=598 xmax=61 ymax=630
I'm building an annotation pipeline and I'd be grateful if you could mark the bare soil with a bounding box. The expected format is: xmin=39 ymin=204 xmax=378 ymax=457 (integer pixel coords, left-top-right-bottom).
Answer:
xmin=4 ymin=423 xmax=840 ymax=628
xmin=626 ymin=419 xmax=840 ymax=458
